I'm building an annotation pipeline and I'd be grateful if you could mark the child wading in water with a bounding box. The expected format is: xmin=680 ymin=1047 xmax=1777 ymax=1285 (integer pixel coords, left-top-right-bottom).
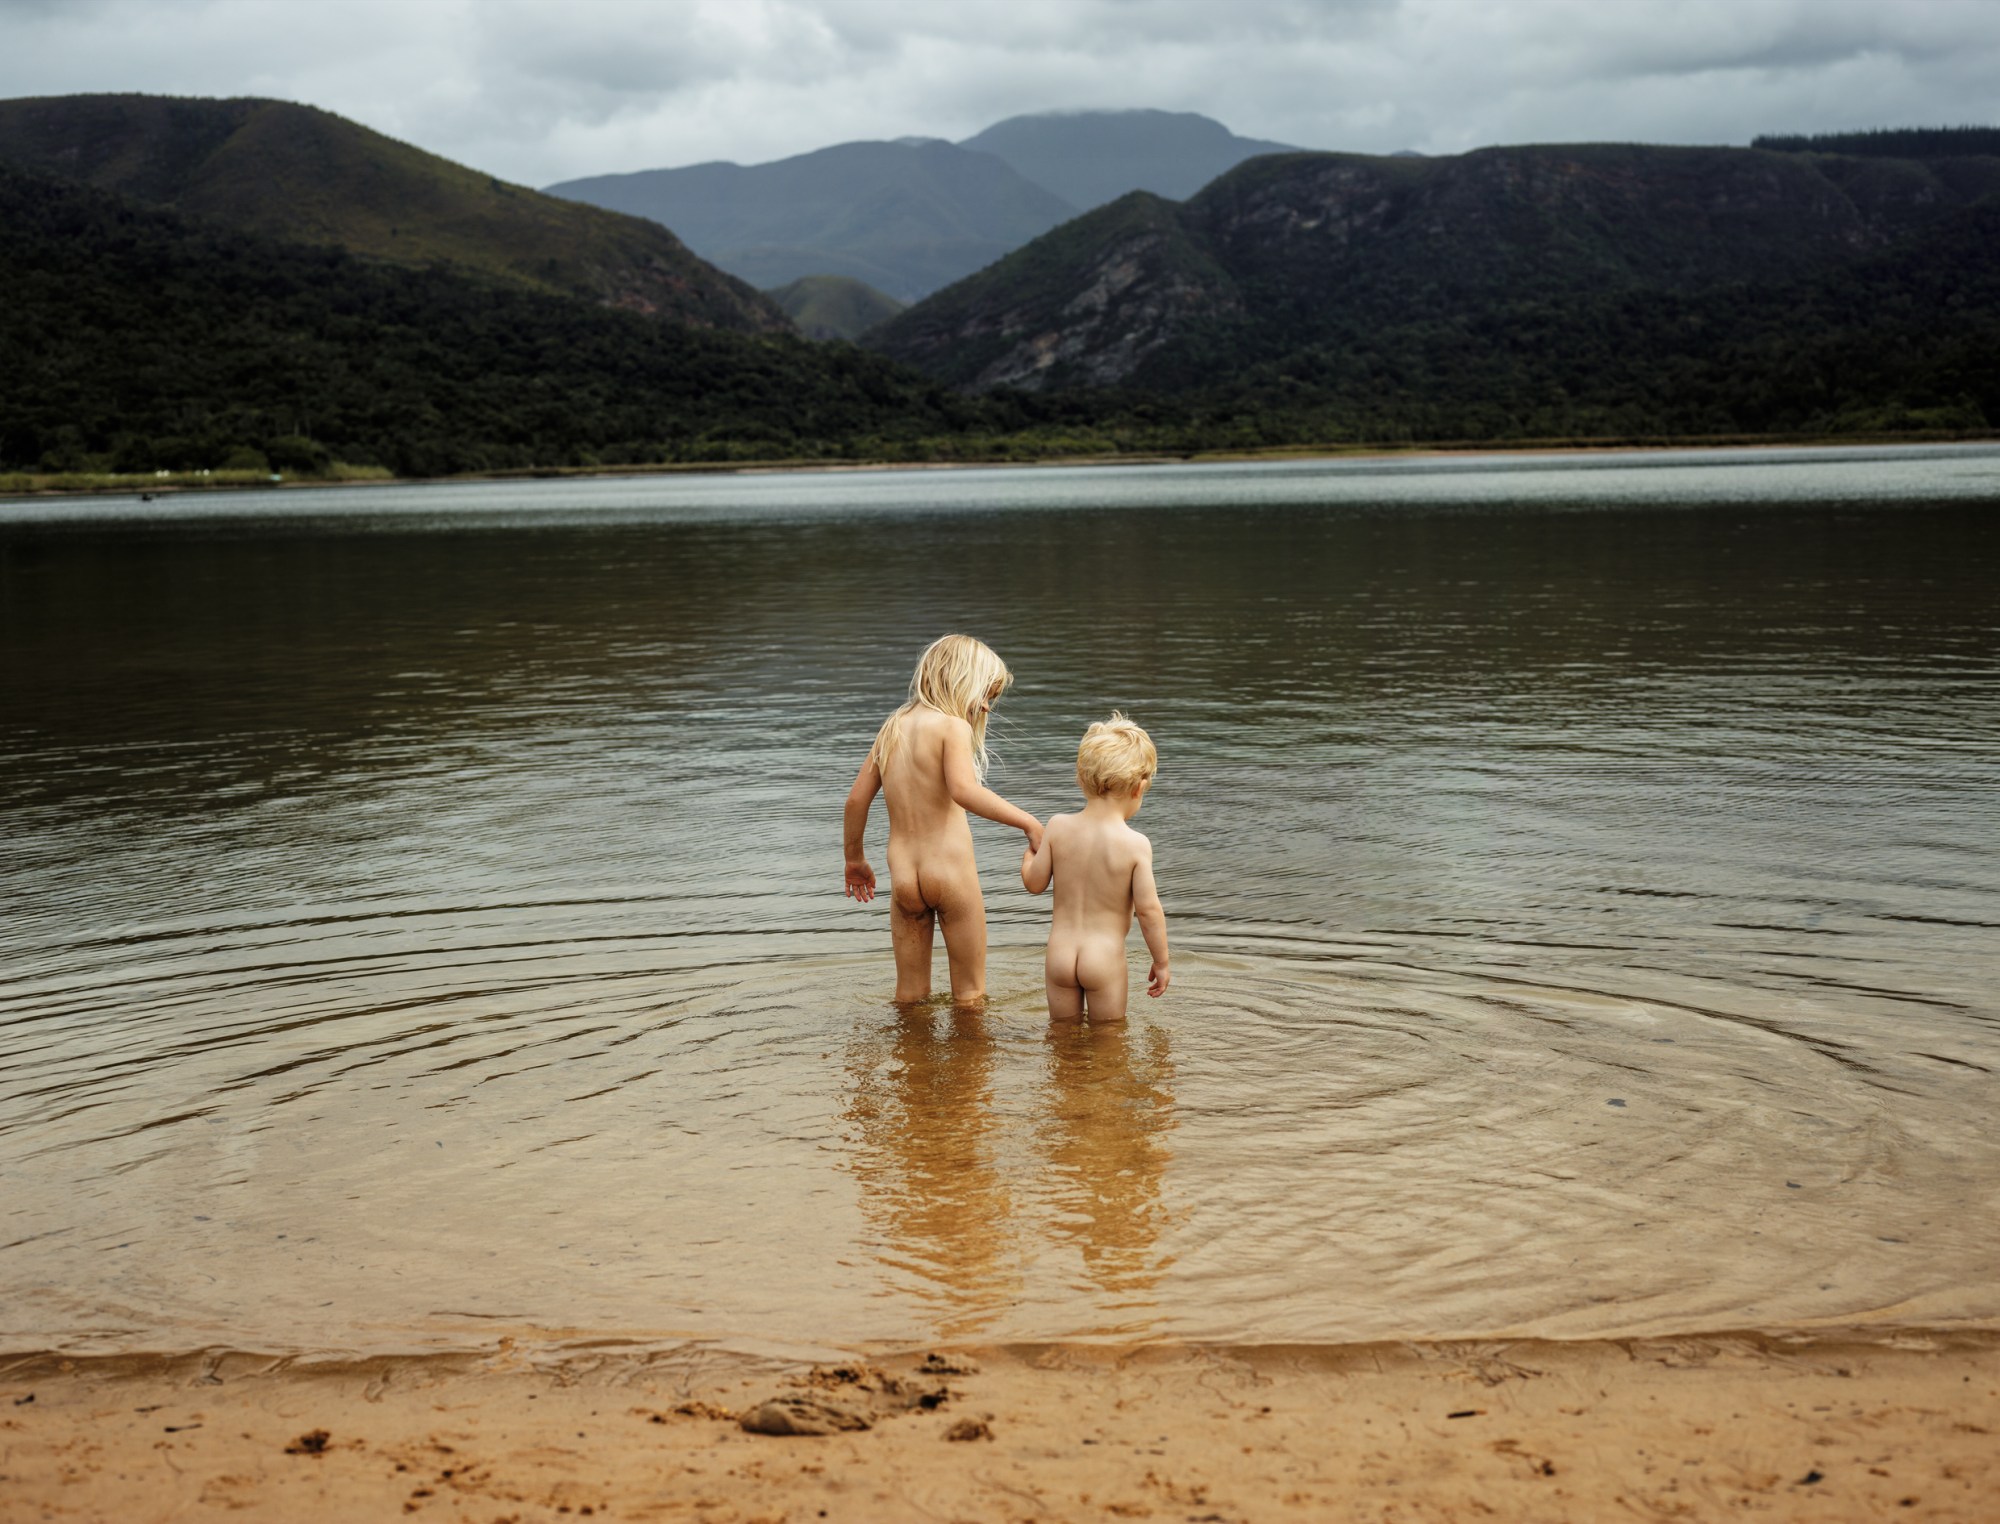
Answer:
xmin=844 ymin=635 xmax=1043 ymax=1006
xmin=1020 ymin=713 xmax=1170 ymax=1022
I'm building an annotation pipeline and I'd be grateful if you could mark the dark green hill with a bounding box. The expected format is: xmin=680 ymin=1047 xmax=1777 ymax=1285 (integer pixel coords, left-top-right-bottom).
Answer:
xmin=546 ymin=140 xmax=1077 ymax=302
xmin=0 ymin=164 xmax=990 ymax=478
xmin=0 ymin=93 xmax=787 ymax=333
xmin=765 ymin=275 xmax=905 ymax=341
xmin=958 ymin=109 xmax=1300 ymax=211
xmin=1098 ymin=194 xmax=2000 ymax=444
xmin=868 ymin=141 xmax=2000 ymax=394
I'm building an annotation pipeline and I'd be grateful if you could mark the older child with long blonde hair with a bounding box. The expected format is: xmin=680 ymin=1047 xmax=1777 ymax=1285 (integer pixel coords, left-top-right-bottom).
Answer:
xmin=843 ymin=634 xmax=1043 ymax=1005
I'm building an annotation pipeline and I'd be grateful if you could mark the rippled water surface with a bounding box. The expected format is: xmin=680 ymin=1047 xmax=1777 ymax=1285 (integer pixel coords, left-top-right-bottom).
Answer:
xmin=3 ymin=446 xmax=1997 ymax=1356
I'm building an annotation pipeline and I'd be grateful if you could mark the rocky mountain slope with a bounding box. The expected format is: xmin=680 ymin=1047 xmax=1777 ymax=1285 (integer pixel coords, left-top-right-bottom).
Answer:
xmin=866 ymin=141 xmax=2000 ymax=393
xmin=0 ymin=93 xmax=787 ymax=333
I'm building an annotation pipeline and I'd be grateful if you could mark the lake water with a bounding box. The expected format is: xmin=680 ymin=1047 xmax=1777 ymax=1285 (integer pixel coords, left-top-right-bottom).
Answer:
xmin=3 ymin=445 xmax=1997 ymax=1359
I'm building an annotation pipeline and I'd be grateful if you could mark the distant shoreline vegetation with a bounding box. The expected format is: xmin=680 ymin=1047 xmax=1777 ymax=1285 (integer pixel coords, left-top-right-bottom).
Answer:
xmin=7 ymin=431 xmax=1998 ymax=502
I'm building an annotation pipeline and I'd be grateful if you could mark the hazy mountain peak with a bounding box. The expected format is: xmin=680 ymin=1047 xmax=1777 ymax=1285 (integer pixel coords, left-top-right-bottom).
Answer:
xmin=545 ymin=107 xmax=1310 ymax=306
xmin=547 ymin=138 xmax=1076 ymax=302
xmin=959 ymin=108 xmax=1301 ymax=210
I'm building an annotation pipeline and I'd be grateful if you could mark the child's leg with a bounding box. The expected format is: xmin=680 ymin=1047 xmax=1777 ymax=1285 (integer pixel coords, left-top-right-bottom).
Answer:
xmin=888 ymin=886 xmax=936 ymax=1003
xmin=934 ymin=876 xmax=988 ymax=1006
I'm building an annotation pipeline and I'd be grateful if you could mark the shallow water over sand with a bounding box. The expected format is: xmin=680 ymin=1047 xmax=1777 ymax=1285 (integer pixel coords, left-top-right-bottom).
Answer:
xmin=3 ymin=446 xmax=1997 ymax=1356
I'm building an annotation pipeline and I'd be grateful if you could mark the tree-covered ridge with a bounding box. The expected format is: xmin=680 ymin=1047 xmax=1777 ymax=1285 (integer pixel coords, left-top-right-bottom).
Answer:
xmin=0 ymin=93 xmax=788 ymax=333
xmin=868 ymin=141 xmax=2000 ymax=396
xmin=0 ymin=165 xmax=997 ymax=477
xmin=1753 ymin=126 xmax=2000 ymax=159
xmin=1083 ymin=195 xmax=2000 ymax=446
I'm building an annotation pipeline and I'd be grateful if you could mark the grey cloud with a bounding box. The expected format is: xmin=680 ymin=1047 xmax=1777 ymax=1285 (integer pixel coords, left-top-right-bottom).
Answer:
xmin=476 ymin=0 xmax=850 ymax=97
xmin=1473 ymin=0 xmax=1996 ymax=85
xmin=0 ymin=0 xmax=1994 ymax=186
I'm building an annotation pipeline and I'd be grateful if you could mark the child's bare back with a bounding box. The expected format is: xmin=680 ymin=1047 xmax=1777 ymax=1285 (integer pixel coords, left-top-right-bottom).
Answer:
xmin=1021 ymin=714 xmax=1170 ymax=1023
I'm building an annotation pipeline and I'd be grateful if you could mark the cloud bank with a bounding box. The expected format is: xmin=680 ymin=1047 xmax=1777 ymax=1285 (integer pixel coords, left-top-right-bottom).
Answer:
xmin=2 ymin=0 xmax=1994 ymax=185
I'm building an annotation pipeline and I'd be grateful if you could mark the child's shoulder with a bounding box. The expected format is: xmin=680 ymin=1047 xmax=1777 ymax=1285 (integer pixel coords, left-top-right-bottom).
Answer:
xmin=897 ymin=706 xmax=971 ymax=744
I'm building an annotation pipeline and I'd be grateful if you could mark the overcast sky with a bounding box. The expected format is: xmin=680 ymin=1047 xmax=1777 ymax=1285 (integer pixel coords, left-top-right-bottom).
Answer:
xmin=3 ymin=0 xmax=1994 ymax=186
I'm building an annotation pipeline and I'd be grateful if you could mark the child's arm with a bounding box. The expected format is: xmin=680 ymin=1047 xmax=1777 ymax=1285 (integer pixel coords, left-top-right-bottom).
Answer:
xmin=942 ymin=721 xmax=1044 ymax=851
xmin=1020 ymin=821 xmax=1054 ymax=894
xmin=1131 ymin=837 xmax=1170 ymax=996
xmin=842 ymin=754 xmax=881 ymax=901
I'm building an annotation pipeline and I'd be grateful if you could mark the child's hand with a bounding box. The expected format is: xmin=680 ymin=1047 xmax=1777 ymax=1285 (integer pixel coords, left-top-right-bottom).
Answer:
xmin=1024 ymin=818 xmax=1045 ymax=854
xmin=844 ymin=859 xmax=877 ymax=902
xmin=1146 ymin=961 xmax=1171 ymax=998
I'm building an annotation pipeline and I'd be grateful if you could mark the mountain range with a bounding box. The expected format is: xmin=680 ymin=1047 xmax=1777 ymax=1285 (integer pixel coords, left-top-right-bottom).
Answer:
xmin=865 ymin=138 xmax=2000 ymax=403
xmin=545 ymin=110 xmax=1301 ymax=302
xmin=2 ymin=90 xmax=1994 ymax=479
xmin=0 ymin=97 xmax=1012 ymax=478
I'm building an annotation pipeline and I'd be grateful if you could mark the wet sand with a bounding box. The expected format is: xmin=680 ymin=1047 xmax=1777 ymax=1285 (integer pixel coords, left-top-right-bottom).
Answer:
xmin=5 ymin=1330 xmax=1995 ymax=1522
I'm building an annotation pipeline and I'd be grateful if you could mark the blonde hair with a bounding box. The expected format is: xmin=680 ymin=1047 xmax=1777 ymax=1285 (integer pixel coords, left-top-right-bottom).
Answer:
xmin=870 ymin=634 xmax=1014 ymax=781
xmin=1076 ymin=711 xmax=1156 ymax=797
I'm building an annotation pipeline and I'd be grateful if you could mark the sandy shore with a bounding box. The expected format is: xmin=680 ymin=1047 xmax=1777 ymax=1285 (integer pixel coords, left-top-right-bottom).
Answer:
xmin=3 ymin=1329 xmax=1995 ymax=1522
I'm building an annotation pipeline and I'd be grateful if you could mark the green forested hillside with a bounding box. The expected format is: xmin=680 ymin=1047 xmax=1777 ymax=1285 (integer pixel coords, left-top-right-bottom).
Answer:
xmin=0 ymin=165 xmax=991 ymax=477
xmin=7 ymin=114 xmax=1996 ymax=484
xmin=1075 ymin=195 xmax=2000 ymax=445
xmin=0 ymin=93 xmax=787 ymax=332
xmin=765 ymin=276 xmax=905 ymax=340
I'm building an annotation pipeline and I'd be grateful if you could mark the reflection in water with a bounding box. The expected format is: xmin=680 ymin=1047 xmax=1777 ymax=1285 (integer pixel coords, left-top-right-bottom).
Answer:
xmin=842 ymin=1008 xmax=1180 ymax=1337
xmin=843 ymin=1005 xmax=1020 ymax=1337
xmin=1039 ymin=1023 xmax=1176 ymax=1307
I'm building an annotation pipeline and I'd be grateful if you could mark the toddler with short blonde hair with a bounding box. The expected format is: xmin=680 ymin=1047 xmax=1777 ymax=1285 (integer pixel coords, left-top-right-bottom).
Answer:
xmin=1020 ymin=712 xmax=1170 ymax=1022
xmin=1074 ymin=713 xmax=1157 ymax=799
